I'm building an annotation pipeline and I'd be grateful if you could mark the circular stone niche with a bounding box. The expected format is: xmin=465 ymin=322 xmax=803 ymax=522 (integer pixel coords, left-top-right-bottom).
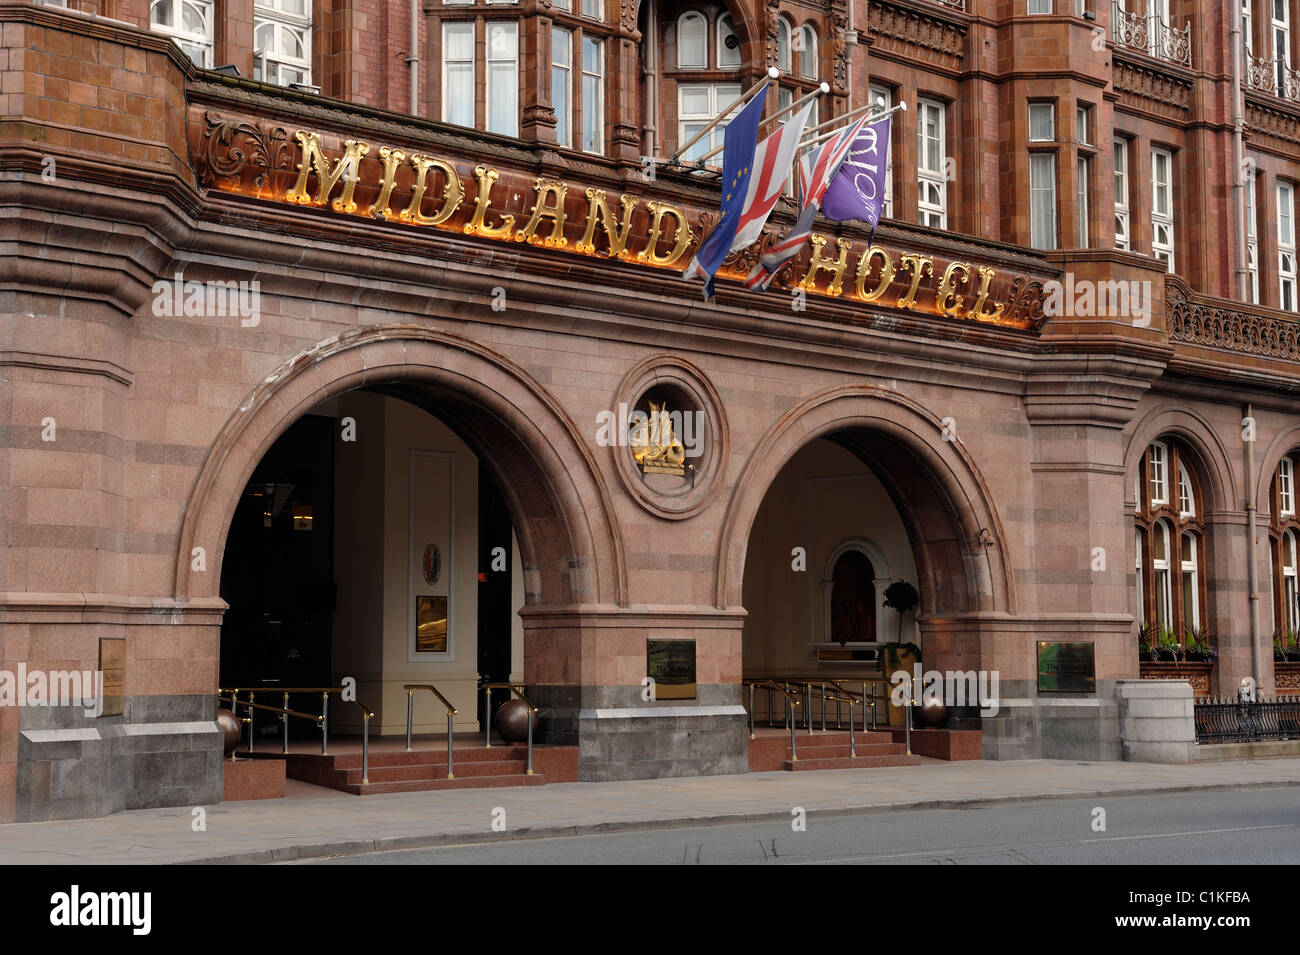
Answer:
xmin=612 ymin=357 xmax=727 ymax=519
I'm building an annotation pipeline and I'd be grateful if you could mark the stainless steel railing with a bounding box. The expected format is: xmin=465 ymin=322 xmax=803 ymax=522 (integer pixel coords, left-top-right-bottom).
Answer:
xmin=479 ymin=681 xmax=537 ymax=775
xmin=405 ymin=683 xmax=458 ymax=779
xmin=220 ymin=686 xmax=376 ymax=785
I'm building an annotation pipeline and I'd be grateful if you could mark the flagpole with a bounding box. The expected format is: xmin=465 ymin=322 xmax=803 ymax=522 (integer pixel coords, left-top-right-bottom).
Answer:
xmin=670 ymin=67 xmax=779 ymax=164
xmin=696 ymin=82 xmax=828 ymax=164
xmin=760 ymin=81 xmax=831 ymax=130
xmin=797 ymin=100 xmax=906 ymax=150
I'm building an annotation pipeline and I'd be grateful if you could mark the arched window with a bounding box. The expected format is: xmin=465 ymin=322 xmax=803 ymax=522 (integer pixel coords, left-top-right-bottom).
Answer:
xmin=799 ymin=23 xmax=818 ymax=79
xmin=776 ymin=17 xmax=792 ymax=73
xmin=717 ymin=13 xmax=740 ymax=68
xmin=1134 ymin=438 xmax=1207 ymax=649
xmin=677 ymin=11 xmax=707 ymax=69
xmin=1270 ymin=452 xmax=1300 ymax=649
xmin=830 ymin=549 xmax=876 ymax=645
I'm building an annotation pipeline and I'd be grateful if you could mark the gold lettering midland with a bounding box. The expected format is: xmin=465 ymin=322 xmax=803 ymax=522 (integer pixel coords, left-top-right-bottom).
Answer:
xmin=466 ymin=165 xmax=515 ymax=238
xmin=401 ymin=155 xmax=462 ymax=226
xmin=366 ymin=146 xmax=405 ymax=218
xmin=576 ymin=189 xmax=638 ymax=259
xmin=638 ymin=201 xmax=694 ymax=266
xmin=516 ymin=178 xmax=569 ymax=247
xmin=286 ymin=132 xmax=370 ymax=213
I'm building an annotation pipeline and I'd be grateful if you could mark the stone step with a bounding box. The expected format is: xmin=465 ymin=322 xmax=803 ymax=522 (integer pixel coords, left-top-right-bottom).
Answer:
xmin=324 ymin=746 xmax=531 ymax=770
xmin=786 ymin=743 xmax=909 ymax=759
xmin=337 ymin=760 xmax=528 ymax=784
xmin=780 ymin=754 xmax=922 ymax=771
xmin=341 ymin=773 xmax=548 ymax=795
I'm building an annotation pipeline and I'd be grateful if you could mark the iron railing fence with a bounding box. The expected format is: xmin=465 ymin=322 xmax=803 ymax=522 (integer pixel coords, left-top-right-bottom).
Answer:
xmin=1194 ymin=695 xmax=1300 ymax=744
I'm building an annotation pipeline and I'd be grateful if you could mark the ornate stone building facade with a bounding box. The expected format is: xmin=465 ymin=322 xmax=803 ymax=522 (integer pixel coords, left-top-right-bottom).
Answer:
xmin=1 ymin=0 xmax=1297 ymax=821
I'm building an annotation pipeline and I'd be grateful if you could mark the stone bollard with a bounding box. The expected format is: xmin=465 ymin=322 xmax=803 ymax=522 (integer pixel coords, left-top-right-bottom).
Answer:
xmin=1115 ymin=679 xmax=1195 ymax=763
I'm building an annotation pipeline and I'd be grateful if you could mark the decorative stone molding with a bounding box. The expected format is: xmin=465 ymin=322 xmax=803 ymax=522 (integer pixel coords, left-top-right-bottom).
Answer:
xmin=1246 ymin=100 xmax=1300 ymax=153
xmin=609 ymin=355 xmax=729 ymax=520
xmin=1112 ymin=58 xmax=1192 ymax=122
xmin=196 ymin=112 xmax=297 ymax=194
xmin=1167 ymin=281 xmax=1300 ymax=363
xmin=866 ymin=0 xmax=965 ymax=73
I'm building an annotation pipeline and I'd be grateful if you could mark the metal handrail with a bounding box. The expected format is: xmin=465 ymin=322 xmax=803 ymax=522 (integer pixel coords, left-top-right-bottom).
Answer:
xmin=220 ymin=686 xmax=375 ymax=785
xmin=480 ymin=681 xmax=537 ymax=775
xmin=743 ymin=679 xmax=802 ymax=760
xmin=405 ymin=684 xmax=458 ymax=779
xmin=784 ymin=680 xmax=860 ymax=758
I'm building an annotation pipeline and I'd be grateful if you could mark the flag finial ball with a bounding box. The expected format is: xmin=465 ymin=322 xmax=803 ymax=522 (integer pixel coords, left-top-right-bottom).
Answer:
xmin=767 ymin=66 xmax=780 ymax=79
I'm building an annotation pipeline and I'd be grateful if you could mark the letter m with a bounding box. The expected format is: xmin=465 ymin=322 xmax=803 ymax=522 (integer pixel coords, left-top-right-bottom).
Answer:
xmin=947 ymin=670 xmax=978 ymax=707
xmin=286 ymin=132 xmax=370 ymax=213
xmin=1096 ymin=279 xmax=1128 ymax=318
xmin=101 ymin=892 xmax=129 ymax=925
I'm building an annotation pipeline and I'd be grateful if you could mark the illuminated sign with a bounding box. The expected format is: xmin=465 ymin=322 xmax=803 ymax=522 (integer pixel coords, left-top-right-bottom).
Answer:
xmin=192 ymin=110 xmax=1048 ymax=329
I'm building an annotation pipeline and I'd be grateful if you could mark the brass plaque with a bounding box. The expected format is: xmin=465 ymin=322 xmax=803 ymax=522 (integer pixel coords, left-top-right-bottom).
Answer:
xmin=647 ymin=639 xmax=696 ymax=700
xmin=98 ymin=638 xmax=125 ymax=716
xmin=1036 ymin=641 xmax=1096 ymax=693
xmin=415 ymin=595 xmax=448 ymax=653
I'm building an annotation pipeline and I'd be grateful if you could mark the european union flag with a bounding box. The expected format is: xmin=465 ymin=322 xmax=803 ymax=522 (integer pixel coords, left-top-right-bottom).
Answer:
xmin=681 ymin=88 xmax=767 ymax=300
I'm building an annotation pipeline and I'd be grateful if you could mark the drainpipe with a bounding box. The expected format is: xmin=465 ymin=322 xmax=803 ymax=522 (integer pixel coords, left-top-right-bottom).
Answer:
xmin=1232 ymin=1 xmax=1248 ymax=301
xmin=643 ymin=1 xmax=658 ymax=157
xmin=1246 ymin=402 xmax=1261 ymax=685
xmin=408 ymin=0 xmax=420 ymax=116
xmin=845 ymin=0 xmax=857 ymax=106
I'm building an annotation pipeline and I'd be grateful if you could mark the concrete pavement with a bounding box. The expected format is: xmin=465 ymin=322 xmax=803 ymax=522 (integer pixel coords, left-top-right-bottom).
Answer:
xmin=2 ymin=757 xmax=1299 ymax=864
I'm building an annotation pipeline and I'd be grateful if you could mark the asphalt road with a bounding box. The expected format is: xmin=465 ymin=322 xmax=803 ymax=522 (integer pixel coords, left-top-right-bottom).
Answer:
xmin=306 ymin=786 xmax=1300 ymax=865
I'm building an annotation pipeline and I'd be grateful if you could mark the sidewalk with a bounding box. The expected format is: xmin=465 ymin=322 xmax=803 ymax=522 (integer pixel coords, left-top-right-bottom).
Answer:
xmin=3 ymin=757 xmax=1299 ymax=864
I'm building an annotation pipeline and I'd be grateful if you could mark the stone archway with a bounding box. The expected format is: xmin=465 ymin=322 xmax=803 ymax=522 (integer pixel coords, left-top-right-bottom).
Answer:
xmin=717 ymin=385 xmax=1015 ymax=620
xmin=174 ymin=324 xmax=629 ymax=700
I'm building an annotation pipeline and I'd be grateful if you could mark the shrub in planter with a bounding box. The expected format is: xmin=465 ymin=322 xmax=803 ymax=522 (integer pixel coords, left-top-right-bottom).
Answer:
xmin=1138 ymin=641 xmax=1155 ymax=662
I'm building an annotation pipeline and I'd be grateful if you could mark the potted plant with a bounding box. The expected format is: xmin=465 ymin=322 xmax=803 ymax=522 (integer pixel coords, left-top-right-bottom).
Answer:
xmin=1275 ymin=637 xmax=1287 ymax=663
xmin=1155 ymin=627 xmax=1181 ymax=662
xmin=1183 ymin=627 xmax=1217 ymax=664
xmin=1137 ymin=620 xmax=1157 ymax=662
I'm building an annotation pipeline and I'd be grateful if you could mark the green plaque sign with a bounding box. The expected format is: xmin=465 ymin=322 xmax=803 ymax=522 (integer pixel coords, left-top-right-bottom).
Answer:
xmin=647 ymin=639 xmax=696 ymax=700
xmin=1036 ymin=641 xmax=1096 ymax=693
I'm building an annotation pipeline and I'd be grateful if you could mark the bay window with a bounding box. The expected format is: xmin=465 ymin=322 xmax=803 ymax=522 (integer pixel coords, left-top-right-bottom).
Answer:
xmin=581 ymin=34 xmax=604 ymax=154
xmin=1280 ymin=181 xmax=1296 ymax=310
xmin=1272 ymin=453 xmax=1300 ymax=649
xmin=1114 ymin=138 xmax=1130 ymax=250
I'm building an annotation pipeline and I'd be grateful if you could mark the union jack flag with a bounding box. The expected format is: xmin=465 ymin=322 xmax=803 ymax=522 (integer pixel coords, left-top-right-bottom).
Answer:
xmin=744 ymin=111 xmax=874 ymax=292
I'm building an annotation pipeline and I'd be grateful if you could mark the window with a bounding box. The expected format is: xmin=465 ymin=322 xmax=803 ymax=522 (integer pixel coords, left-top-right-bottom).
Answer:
xmin=1148 ymin=440 xmax=1168 ymax=505
xmin=1246 ymin=168 xmax=1260 ymax=303
xmin=776 ymin=17 xmax=792 ymax=73
xmin=1076 ymin=105 xmax=1092 ymax=145
xmin=1280 ymin=181 xmax=1296 ymax=311
xmin=254 ymin=1 xmax=312 ymax=88
xmin=830 ymin=550 xmax=876 ymax=644
xmin=1281 ymin=456 xmax=1296 ymax=517
xmin=1272 ymin=453 xmax=1300 ymax=648
xmin=1114 ymin=138 xmax=1130 ymax=250
xmin=582 ymin=34 xmax=604 ymax=154
xmin=717 ymin=13 xmax=741 ymax=68
xmin=799 ymin=24 xmax=818 ymax=79
xmin=1178 ymin=463 xmax=1195 ymax=517
xmin=1135 ymin=440 xmax=1207 ymax=650
xmin=553 ymin=27 xmax=572 ymax=148
xmin=1274 ymin=0 xmax=1291 ymax=95
xmin=1029 ymin=0 xmax=1053 ymax=12
xmin=1151 ymin=147 xmax=1174 ymax=272
xmin=442 ymin=22 xmax=475 ymax=129
xmin=1243 ymin=0 xmax=1253 ymax=53
xmin=1148 ymin=0 xmax=1170 ymax=58
xmin=679 ymin=83 xmax=740 ymax=163
xmin=150 ymin=0 xmax=214 ymax=68
xmin=917 ymin=98 xmax=946 ymax=229
xmin=1029 ymin=103 xmax=1055 ymax=141
xmin=1030 ymin=153 xmax=1057 ymax=250
xmin=677 ymin=11 xmax=707 ymax=69
xmin=1077 ymin=155 xmax=1090 ymax=247
xmin=869 ymin=84 xmax=894 ymax=218
xmin=582 ymin=0 xmax=602 ymax=19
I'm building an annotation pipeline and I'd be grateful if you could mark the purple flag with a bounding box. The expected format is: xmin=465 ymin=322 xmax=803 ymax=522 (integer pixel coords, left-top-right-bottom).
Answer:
xmin=820 ymin=115 xmax=891 ymax=238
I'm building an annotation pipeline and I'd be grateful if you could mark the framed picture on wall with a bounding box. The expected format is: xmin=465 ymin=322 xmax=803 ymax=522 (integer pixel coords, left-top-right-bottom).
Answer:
xmin=415 ymin=595 xmax=449 ymax=653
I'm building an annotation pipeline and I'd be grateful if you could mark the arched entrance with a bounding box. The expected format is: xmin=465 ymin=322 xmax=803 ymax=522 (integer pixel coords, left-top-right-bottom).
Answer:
xmin=719 ymin=385 xmax=1014 ymax=739
xmin=176 ymin=324 xmax=628 ymax=748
